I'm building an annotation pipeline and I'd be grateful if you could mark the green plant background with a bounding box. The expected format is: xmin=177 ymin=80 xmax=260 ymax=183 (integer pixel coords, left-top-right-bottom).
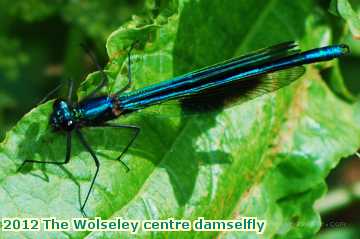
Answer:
xmin=0 ymin=0 xmax=359 ymax=238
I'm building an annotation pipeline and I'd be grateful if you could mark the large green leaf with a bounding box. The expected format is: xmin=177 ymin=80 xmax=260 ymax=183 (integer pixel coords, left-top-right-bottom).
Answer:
xmin=1 ymin=0 xmax=359 ymax=238
xmin=330 ymin=0 xmax=360 ymax=39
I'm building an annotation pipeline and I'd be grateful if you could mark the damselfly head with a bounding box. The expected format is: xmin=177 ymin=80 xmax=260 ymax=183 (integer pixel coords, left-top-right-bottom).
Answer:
xmin=50 ymin=99 xmax=75 ymax=131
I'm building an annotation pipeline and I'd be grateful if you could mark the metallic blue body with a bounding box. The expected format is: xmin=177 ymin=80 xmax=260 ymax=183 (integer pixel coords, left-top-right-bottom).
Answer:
xmin=51 ymin=96 xmax=116 ymax=129
xmin=117 ymin=44 xmax=348 ymax=111
xmin=77 ymin=96 xmax=115 ymax=122
xmin=51 ymin=43 xmax=349 ymax=129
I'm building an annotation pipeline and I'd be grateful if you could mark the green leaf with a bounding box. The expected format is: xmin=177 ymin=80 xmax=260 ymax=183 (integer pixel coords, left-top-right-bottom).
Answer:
xmin=330 ymin=0 xmax=360 ymax=39
xmin=1 ymin=0 xmax=360 ymax=238
xmin=325 ymin=61 xmax=357 ymax=102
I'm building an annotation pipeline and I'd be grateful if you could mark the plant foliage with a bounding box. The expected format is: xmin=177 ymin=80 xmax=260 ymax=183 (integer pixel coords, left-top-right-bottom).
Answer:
xmin=0 ymin=0 xmax=359 ymax=238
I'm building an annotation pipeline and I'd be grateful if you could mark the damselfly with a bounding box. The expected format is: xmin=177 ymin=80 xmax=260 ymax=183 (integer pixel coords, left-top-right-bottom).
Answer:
xmin=17 ymin=41 xmax=349 ymax=216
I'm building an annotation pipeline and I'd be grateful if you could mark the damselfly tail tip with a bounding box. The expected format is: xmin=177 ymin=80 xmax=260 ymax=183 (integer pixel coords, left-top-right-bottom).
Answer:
xmin=330 ymin=44 xmax=350 ymax=56
xmin=324 ymin=44 xmax=350 ymax=59
xmin=338 ymin=44 xmax=350 ymax=55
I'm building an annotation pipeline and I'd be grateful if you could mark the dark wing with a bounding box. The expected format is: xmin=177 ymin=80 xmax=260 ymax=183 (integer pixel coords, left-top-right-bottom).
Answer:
xmin=120 ymin=41 xmax=301 ymax=105
xmin=129 ymin=66 xmax=305 ymax=117
xmin=183 ymin=41 xmax=300 ymax=80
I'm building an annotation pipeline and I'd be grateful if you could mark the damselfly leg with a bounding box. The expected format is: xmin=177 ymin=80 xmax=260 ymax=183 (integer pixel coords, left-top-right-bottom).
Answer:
xmin=116 ymin=42 xmax=137 ymax=95
xmin=88 ymin=123 xmax=140 ymax=172
xmin=81 ymin=42 xmax=136 ymax=98
xmin=17 ymin=130 xmax=72 ymax=172
xmin=75 ymin=123 xmax=140 ymax=215
xmin=75 ymin=128 xmax=99 ymax=217
xmin=73 ymin=46 xmax=140 ymax=214
xmin=17 ymin=79 xmax=74 ymax=172
xmin=80 ymin=42 xmax=139 ymax=171
xmin=37 ymin=83 xmax=63 ymax=106
xmin=67 ymin=78 xmax=74 ymax=104
xmin=80 ymin=43 xmax=109 ymax=99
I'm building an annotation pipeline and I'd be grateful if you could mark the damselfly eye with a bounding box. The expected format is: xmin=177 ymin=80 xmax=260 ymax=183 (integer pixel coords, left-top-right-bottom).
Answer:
xmin=50 ymin=100 xmax=75 ymax=131
xmin=49 ymin=113 xmax=60 ymax=130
